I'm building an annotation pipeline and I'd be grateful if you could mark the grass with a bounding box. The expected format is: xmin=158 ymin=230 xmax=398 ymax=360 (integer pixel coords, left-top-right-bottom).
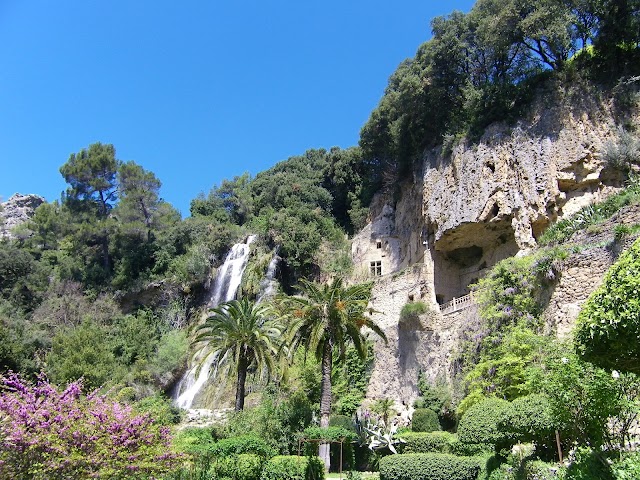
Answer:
xmin=399 ymin=301 xmax=429 ymax=322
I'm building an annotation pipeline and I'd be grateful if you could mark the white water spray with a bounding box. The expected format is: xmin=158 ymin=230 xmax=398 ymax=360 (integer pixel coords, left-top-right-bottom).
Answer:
xmin=173 ymin=236 xmax=255 ymax=409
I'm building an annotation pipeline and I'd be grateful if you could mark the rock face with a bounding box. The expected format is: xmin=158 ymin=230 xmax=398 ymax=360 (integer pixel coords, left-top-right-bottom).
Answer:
xmin=0 ymin=194 xmax=45 ymax=239
xmin=544 ymin=204 xmax=640 ymax=338
xmin=357 ymin=83 xmax=639 ymax=408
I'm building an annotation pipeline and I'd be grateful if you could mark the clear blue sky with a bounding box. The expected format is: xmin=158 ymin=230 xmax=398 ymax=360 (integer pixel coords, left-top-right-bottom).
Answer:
xmin=0 ymin=0 xmax=475 ymax=216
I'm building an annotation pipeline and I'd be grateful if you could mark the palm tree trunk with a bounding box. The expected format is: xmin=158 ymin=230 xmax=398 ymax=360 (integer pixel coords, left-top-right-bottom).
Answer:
xmin=235 ymin=354 xmax=248 ymax=411
xmin=319 ymin=340 xmax=332 ymax=471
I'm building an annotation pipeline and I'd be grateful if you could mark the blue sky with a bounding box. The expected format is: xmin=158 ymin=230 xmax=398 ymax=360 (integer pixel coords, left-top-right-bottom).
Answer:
xmin=0 ymin=0 xmax=475 ymax=216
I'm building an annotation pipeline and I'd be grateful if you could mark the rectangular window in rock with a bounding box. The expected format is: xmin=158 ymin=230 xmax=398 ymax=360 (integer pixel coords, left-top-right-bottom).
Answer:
xmin=376 ymin=241 xmax=382 ymax=249
xmin=370 ymin=260 xmax=382 ymax=276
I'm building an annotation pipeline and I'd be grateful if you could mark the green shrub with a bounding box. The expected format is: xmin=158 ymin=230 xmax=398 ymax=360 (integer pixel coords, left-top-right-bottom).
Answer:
xmin=210 ymin=435 xmax=277 ymax=459
xmin=411 ymin=408 xmax=440 ymax=432
xmin=524 ymin=460 xmax=563 ymax=479
xmin=400 ymin=302 xmax=429 ymax=322
xmin=575 ymin=237 xmax=640 ymax=374
xmin=498 ymin=394 xmax=555 ymax=448
xmin=474 ymin=454 xmax=504 ymax=480
xmin=329 ymin=415 xmax=355 ymax=431
xmin=449 ymin=440 xmax=493 ymax=456
xmin=397 ymin=432 xmax=456 ymax=454
xmin=603 ymin=127 xmax=640 ymax=172
xmin=613 ymin=451 xmax=640 ymax=480
xmin=457 ymin=398 xmax=510 ymax=449
xmin=564 ymin=447 xmax=613 ymax=480
xmin=302 ymin=426 xmax=356 ymax=442
xmin=172 ymin=426 xmax=219 ymax=456
xmin=134 ymin=393 xmax=183 ymax=426
xmin=486 ymin=464 xmax=516 ymax=480
xmin=259 ymin=455 xmax=324 ymax=480
xmin=415 ymin=375 xmax=454 ymax=428
xmin=379 ymin=453 xmax=481 ymax=480
xmin=212 ymin=454 xmax=263 ymax=480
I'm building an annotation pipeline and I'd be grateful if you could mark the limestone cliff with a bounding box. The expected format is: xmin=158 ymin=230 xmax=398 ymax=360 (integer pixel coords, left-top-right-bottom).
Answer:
xmin=355 ymin=80 xmax=640 ymax=416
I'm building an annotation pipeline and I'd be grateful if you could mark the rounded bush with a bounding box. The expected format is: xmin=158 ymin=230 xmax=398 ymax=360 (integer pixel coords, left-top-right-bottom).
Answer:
xmin=260 ymin=455 xmax=324 ymax=480
xmin=379 ymin=453 xmax=481 ymax=480
xmin=397 ymin=431 xmax=456 ymax=454
xmin=212 ymin=453 xmax=263 ymax=480
xmin=457 ymin=398 xmax=510 ymax=447
xmin=499 ymin=394 xmax=555 ymax=447
xmin=411 ymin=408 xmax=441 ymax=432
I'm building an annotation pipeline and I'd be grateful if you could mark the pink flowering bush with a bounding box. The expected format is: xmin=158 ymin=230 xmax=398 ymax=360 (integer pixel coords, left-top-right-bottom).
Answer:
xmin=0 ymin=373 xmax=181 ymax=479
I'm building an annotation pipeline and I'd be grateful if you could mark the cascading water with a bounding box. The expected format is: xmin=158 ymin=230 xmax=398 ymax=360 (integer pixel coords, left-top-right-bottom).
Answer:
xmin=173 ymin=235 xmax=255 ymax=409
xmin=257 ymin=253 xmax=279 ymax=303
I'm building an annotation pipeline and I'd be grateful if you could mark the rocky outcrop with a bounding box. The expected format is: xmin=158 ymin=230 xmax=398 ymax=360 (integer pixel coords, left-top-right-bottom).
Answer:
xmin=544 ymin=204 xmax=640 ymax=338
xmin=357 ymin=81 xmax=639 ymax=408
xmin=0 ymin=193 xmax=45 ymax=239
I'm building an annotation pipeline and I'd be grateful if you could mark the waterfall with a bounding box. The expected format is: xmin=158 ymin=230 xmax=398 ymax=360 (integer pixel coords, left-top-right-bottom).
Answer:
xmin=257 ymin=253 xmax=279 ymax=303
xmin=173 ymin=235 xmax=255 ymax=409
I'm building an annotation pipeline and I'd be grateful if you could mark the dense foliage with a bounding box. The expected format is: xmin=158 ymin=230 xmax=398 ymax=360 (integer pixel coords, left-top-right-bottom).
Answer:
xmin=191 ymin=147 xmax=368 ymax=278
xmin=456 ymin=247 xmax=567 ymax=414
xmin=575 ymin=236 xmax=640 ymax=374
xmin=411 ymin=408 xmax=441 ymax=432
xmin=360 ymin=0 xmax=640 ymax=193
xmin=259 ymin=455 xmax=325 ymax=480
xmin=457 ymin=398 xmax=510 ymax=449
xmin=211 ymin=453 xmax=264 ymax=480
xmin=397 ymin=431 xmax=457 ymax=454
xmin=379 ymin=453 xmax=481 ymax=480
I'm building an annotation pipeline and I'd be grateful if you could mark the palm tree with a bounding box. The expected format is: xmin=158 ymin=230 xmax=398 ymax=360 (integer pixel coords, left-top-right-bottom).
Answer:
xmin=194 ymin=298 xmax=283 ymax=411
xmin=284 ymin=278 xmax=386 ymax=471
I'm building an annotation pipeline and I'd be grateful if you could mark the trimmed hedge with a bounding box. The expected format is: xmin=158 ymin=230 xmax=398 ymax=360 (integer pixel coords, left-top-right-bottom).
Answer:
xmin=212 ymin=453 xmax=263 ymax=480
xmin=397 ymin=432 xmax=456 ymax=454
xmin=209 ymin=435 xmax=277 ymax=459
xmin=379 ymin=453 xmax=481 ymax=480
xmin=449 ymin=440 xmax=493 ymax=456
xmin=260 ymin=455 xmax=325 ymax=480
xmin=457 ymin=398 xmax=510 ymax=447
xmin=411 ymin=408 xmax=441 ymax=432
